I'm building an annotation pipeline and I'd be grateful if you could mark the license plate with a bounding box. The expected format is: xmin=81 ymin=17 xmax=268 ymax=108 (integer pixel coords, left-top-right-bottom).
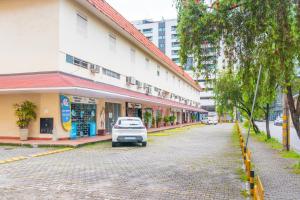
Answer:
xmin=125 ymin=137 xmax=136 ymax=140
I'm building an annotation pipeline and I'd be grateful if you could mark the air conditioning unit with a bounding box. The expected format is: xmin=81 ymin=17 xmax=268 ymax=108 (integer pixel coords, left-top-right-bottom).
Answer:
xmin=126 ymin=76 xmax=136 ymax=85
xmin=136 ymin=80 xmax=143 ymax=88
xmin=90 ymin=64 xmax=100 ymax=73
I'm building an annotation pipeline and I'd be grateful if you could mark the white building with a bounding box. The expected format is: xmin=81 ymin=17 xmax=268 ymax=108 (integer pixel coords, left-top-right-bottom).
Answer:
xmin=0 ymin=0 xmax=205 ymax=140
xmin=133 ymin=18 xmax=221 ymax=113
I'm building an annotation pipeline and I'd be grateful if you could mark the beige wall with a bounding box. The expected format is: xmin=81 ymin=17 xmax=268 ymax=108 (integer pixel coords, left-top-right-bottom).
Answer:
xmin=0 ymin=93 xmax=69 ymax=139
xmin=0 ymin=0 xmax=59 ymax=74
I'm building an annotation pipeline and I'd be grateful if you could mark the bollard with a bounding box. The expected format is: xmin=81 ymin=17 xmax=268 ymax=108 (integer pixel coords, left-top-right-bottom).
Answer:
xmin=246 ymin=159 xmax=251 ymax=180
xmin=250 ymin=170 xmax=254 ymax=195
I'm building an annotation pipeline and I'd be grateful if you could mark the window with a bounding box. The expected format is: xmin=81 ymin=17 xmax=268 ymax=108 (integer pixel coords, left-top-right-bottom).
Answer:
xmin=130 ymin=48 xmax=135 ymax=63
xmin=109 ymin=34 xmax=116 ymax=51
xmin=171 ymin=50 xmax=179 ymax=55
xmin=102 ymin=68 xmax=120 ymax=79
xmin=157 ymin=65 xmax=160 ymax=76
xmin=172 ymin=42 xmax=180 ymax=47
xmin=171 ymin=26 xmax=177 ymax=31
xmin=200 ymin=97 xmax=213 ymax=100
xmin=143 ymin=28 xmax=153 ymax=34
xmin=171 ymin=34 xmax=178 ymax=39
xmin=66 ymin=54 xmax=88 ymax=69
xmin=146 ymin=36 xmax=153 ymax=41
xmin=172 ymin=58 xmax=179 ymax=63
xmin=158 ymin=35 xmax=165 ymax=39
xmin=76 ymin=12 xmax=88 ymax=36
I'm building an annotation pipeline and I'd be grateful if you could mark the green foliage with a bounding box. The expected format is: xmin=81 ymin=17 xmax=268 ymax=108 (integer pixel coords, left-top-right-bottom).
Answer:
xmin=175 ymin=0 xmax=300 ymax=138
xmin=14 ymin=101 xmax=37 ymax=129
xmin=280 ymin=150 xmax=300 ymax=159
xmin=156 ymin=112 xmax=162 ymax=124
xmin=191 ymin=114 xmax=197 ymax=121
xmin=144 ymin=111 xmax=152 ymax=126
xmin=293 ymin=161 xmax=300 ymax=174
xmin=169 ymin=115 xmax=176 ymax=123
xmin=163 ymin=116 xmax=170 ymax=124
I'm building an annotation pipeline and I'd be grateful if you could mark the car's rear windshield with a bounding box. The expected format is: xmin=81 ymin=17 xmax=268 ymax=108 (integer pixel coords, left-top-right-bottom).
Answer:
xmin=118 ymin=119 xmax=142 ymax=126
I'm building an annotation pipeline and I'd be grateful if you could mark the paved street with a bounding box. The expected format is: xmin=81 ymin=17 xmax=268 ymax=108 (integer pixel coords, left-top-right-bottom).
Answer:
xmin=0 ymin=124 xmax=243 ymax=200
xmin=256 ymin=122 xmax=300 ymax=153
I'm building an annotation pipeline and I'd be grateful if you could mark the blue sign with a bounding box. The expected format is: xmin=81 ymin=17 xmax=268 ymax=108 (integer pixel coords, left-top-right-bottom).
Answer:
xmin=60 ymin=95 xmax=72 ymax=132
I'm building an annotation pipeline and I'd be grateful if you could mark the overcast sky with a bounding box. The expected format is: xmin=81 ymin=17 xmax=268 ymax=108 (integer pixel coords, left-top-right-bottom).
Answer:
xmin=106 ymin=0 xmax=178 ymax=21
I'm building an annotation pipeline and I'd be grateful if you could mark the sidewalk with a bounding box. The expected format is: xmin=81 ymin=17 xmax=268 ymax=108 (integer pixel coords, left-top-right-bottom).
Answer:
xmin=243 ymin=129 xmax=300 ymax=199
xmin=0 ymin=122 xmax=202 ymax=147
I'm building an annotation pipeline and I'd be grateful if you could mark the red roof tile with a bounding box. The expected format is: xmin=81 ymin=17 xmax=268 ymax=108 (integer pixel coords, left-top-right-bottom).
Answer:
xmin=0 ymin=73 xmax=206 ymax=112
xmin=86 ymin=0 xmax=201 ymax=91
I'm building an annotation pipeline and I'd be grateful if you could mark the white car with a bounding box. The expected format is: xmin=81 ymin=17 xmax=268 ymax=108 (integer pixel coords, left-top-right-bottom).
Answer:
xmin=112 ymin=117 xmax=147 ymax=147
xmin=207 ymin=117 xmax=218 ymax=125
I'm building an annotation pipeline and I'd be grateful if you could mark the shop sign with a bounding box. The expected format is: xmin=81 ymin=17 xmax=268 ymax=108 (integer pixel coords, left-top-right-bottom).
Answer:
xmin=171 ymin=108 xmax=182 ymax=112
xmin=60 ymin=95 xmax=72 ymax=132
xmin=127 ymin=102 xmax=142 ymax=109
xmin=70 ymin=95 xmax=96 ymax=104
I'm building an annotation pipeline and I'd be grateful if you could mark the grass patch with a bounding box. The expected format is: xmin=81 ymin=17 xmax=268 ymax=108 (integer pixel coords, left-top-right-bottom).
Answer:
xmin=240 ymin=189 xmax=250 ymax=198
xmin=250 ymin=130 xmax=282 ymax=150
xmin=231 ymin=124 xmax=240 ymax=147
xmin=280 ymin=150 xmax=300 ymax=159
xmin=149 ymin=132 xmax=171 ymax=137
xmin=292 ymin=161 xmax=300 ymax=174
xmin=236 ymin=167 xmax=248 ymax=182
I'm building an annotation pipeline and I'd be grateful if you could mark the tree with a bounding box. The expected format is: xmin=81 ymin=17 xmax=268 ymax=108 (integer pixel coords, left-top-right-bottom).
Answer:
xmin=175 ymin=0 xmax=300 ymax=139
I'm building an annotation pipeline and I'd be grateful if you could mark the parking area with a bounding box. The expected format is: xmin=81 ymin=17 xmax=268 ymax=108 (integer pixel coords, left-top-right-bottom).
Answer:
xmin=0 ymin=124 xmax=243 ymax=200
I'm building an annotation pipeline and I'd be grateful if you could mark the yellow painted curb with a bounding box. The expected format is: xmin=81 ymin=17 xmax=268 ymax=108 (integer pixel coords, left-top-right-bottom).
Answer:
xmin=0 ymin=156 xmax=28 ymax=165
xmin=30 ymin=148 xmax=74 ymax=158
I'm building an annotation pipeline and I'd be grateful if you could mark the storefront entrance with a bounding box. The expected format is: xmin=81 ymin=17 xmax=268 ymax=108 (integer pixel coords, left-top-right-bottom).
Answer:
xmin=71 ymin=103 xmax=96 ymax=137
xmin=126 ymin=102 xmax=142 ymax=119
xmin=105 ymin=102 xmax=121 ymax=133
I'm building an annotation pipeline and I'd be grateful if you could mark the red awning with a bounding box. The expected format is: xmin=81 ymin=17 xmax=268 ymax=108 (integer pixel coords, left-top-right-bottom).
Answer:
xmin=0 ymin=72 xmax=207 ymax=113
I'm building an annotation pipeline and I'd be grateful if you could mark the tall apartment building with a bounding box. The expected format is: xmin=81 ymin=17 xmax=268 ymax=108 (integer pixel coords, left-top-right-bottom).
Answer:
xmin=133 ymin=19 xmax=220 ymax=113
xmin=0 ymin=0 xmax=205 ymax=140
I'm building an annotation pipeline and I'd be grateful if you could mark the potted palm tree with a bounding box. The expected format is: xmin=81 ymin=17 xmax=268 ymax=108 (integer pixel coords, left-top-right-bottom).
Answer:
xmin=163 ymin=116 xmax=170 ymax=126
xmin=191 ymin=115 xmax=197 ymax=123
xmin=156 ymin=113 xmax=162 ymax=128
xmin=14 ymin=101 xmax=37 ymax=141
xmin=144 ymin=111 xmax=152 ymax=129
xmin=169 ymin=115 xmax=176 ymax=126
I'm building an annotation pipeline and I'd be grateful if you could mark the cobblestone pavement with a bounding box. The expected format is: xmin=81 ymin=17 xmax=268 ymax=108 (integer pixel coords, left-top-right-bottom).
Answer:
xmin=0 ymin=124 xmax=243 ymax=200
xmin=245 ymin=132 xmax=300 ymax=200
xmin=0 ymin=146 xmax=55 ymax=160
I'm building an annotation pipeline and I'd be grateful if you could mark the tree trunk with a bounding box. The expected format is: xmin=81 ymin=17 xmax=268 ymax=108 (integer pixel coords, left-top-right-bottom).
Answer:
xmin=286 ymin=86 xmax=300 ymax=139
xmin=251 ymin=118 xmax=260 ymax=134
xmin=265 ymin=103 xmax=271 ymax=139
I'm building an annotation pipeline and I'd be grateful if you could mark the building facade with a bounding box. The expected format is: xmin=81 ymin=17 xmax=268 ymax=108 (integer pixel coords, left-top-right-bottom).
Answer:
xmin=0 ymin=0 xmax=205 ymax=140
xmin=133 ymin=18 xmax=220 ymax=114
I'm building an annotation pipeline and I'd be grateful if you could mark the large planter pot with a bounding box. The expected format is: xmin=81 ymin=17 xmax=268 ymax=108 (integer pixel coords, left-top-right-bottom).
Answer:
xmin=19 ymin=128 xmax=29 ymax=141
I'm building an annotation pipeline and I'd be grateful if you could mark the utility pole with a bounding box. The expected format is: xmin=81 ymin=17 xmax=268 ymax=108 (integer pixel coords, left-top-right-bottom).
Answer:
xmin=282 ymin=93 xmax=290 ymax=151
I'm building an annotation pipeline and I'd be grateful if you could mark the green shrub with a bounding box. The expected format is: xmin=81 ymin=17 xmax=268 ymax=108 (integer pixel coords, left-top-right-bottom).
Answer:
xmin=14 ymin=101 xmax=37 ymax=129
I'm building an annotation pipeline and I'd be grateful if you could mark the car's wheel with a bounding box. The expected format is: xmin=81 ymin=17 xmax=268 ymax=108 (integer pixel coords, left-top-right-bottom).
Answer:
xmin=112 ymin=142 xmax=118 ymax=147
xmin=142 ymin=142 xmax=147 ymax=147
